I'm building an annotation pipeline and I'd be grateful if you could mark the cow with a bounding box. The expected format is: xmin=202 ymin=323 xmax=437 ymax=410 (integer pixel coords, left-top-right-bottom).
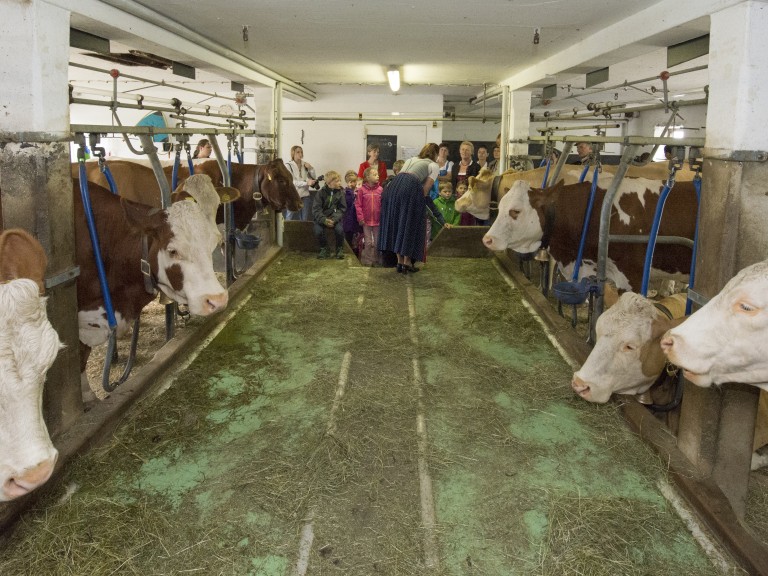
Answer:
xmin=74 ymin=158 xmax=301 ymax=230
xmin=457 ymin=162 xmax=696 ymax=222
xmin=661 ymin=259 xmax=768 ymax=391
xmin=481 ymin=176 xmax=697 ymax=292
xmin=0 ymin=229 xmax=62 ymax=500
xmin=571 ymin=292 xmax=687 ymax=403
xmin=74 ymin=174 xmax=237 ymax=401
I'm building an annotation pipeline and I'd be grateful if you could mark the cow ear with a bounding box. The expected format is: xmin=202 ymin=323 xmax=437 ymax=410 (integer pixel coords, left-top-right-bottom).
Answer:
xmin=171 ymin=187 xmax=193 ymax=204
xmin=0 ymin=229 xmax=47 ymax=293
xmin=121 ymin=198 xmax=166 ymax=233
xmin=215 ymin=186 xmax=241 ymax=204
xmin=468 ymin=175 xmax=476 ymax=188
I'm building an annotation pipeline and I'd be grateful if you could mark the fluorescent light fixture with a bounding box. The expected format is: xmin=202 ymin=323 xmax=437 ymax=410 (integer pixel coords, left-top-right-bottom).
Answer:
xmin=387 ymin=66 xmax=400 ymax=92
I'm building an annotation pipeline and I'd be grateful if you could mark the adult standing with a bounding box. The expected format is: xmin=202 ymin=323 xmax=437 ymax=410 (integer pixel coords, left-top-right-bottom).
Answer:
xmin=378 ymin=143 xmax=442 ymax=274
xmin=357 ymin=143 xmax=388 ymax=184
xmin=451 ymin=140 xmax=481 ymax=225
xmin=487 ymin=145 xmax=500 ymax=173
xmin=476 ymin=144 xmax=490 ymax=170
xmin=436 ymin=142 xmax=453 ymax=183
xmin=284 ymin=145 xmax=318 ymax=221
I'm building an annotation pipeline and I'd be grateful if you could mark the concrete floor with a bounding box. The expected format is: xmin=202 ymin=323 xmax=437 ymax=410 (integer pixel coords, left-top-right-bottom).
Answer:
xmin=0 ymin=254 xmax=730 ymax=575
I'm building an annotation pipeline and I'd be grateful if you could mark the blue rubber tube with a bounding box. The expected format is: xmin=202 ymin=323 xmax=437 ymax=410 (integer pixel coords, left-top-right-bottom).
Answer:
xmin=541 ymin=158 xmax=551 ymax=187
xmin=172 ymin=149 xmax=181 ymax=191
xmin=579 ymin=163 xmax=590 ymax=183
xmin=686 ymin=175 xmax=702 ymax=315
xmin=640 ymin=173 xmax=677 ymax=296
xmin=78 ymin=161 xmax=117 ymax=329
xmin=101 ymin=164 xmax=118 ymax=195
xmin=572 ymin=165 xmax=601 ymax=282
xmin=187 ymin=153 xmax=194 ymax=175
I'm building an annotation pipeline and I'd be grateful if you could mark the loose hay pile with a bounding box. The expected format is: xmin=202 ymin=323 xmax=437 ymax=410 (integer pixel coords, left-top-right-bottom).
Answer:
xmin=0 ymin=254 xmax=734 ymax=575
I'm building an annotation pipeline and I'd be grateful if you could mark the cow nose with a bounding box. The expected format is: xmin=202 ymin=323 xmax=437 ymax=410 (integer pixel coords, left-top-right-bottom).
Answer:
xmin=482 ymin=234 xmax=494 ymax=248
xmin=571 ymin=375 xmax=590 ymax=397
xmin=3 ymin=453 xmax=58 ymax=500
xmin=204 ymin=291 xmax=229 ymax=314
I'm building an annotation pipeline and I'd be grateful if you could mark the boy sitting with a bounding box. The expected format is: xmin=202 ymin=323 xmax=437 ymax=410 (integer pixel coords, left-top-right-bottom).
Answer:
xmin=312 ymin=170 xmax=347 ymax=259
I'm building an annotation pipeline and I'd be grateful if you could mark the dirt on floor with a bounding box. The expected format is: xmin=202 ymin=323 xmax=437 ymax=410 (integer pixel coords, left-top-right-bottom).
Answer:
xmin=0 ymin=253 xmax=749 ymax=575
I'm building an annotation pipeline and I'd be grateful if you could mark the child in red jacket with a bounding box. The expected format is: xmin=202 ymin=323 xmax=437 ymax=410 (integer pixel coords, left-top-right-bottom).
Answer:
xmin=355 ymin=166 xmax=384 ymax=266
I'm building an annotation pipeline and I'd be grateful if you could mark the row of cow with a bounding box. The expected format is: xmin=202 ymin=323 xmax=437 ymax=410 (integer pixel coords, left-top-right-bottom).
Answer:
xmin=1 ymin=158 xmax=301 ymax=501
xmin=467 ymin=164 xmax=767 ymax=459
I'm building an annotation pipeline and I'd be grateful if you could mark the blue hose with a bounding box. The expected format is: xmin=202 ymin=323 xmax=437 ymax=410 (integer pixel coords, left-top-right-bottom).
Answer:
xmin=640 ymin=170 xmax=678 ymax=296
xmin=572 ymin=165 xmax=601 ymax=282
xmin=172 ymin=149 xmax=181 ymax=191
xmin=78 ymin=161 xmax=117 ymax=329
xmin=686 ymin=175 xmax=702 ymax=314
xmin=541 ymin=158 xmax=551 ymax=187
xmin=579 ymin=163 xmax=590 ymax=183
xmin=101 ymin=164 xmax=118 ymax=195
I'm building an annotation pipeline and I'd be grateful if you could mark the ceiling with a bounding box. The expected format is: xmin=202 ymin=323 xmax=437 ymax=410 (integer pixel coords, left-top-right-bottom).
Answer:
xmin=68 ymin=0 xmax=713 ymax=118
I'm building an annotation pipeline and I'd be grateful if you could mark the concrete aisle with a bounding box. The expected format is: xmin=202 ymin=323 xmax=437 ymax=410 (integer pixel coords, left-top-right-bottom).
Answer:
xmin=0 ymin=254 xmax=727 ymax=576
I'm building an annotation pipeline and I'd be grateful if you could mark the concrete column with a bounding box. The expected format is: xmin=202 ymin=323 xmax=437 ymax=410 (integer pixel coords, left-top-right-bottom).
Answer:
xmin=509 ymin=90 xmax=532 ymax=167
xmin=0 ymin=0 xmax=83 ymax=432
xmin=677 ymin=0 xmax=768 ymax=518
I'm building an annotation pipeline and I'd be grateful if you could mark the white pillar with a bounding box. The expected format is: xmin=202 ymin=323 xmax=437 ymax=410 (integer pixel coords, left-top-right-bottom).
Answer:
xmin=706 ymin=0 xmax=768 ymax=155
xmin=1 ymin=0 xmax=69 ymax=134
xmin=509 ymin=90 xmax=532 ymax=167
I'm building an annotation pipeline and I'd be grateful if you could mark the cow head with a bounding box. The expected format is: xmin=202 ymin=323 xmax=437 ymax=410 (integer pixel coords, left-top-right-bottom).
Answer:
xmin=572 ymin=292 xmax=684 ymax=403
xmin=456 ymin=169 xmax=491 ymax=220
xmin=124 ymin=174 xmax=229 ymax=316
xmin=262 ymin=159 xmax=302 ymax=212
xmin=0 ymin=229 xmax=61 ymax=500
xmin=482 ymin=179 xmax=553 ymax=253
xmin=661 ymin=260 xmax=768 ymax=390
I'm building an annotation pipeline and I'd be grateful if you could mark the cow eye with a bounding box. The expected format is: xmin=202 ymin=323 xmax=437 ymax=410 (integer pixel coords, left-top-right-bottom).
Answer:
xmin=168 ymin=248 xmax=179 ymax=259
xmin=509 ymin=209 xmax=521 ymax=219
xmin=738 ymin=301 xmax=757 ymax=313
xmin=622 ymin=343 xmax=636 ymax=352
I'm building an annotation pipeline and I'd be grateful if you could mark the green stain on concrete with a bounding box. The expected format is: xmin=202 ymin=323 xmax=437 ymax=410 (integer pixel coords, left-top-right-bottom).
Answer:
xmin=523 ymin=509 xmax=548 ymax=541
xmin=208 ymin=371 xmax=246 ymax=397
xmin=137 ymin=453 xmax=211 ymax=509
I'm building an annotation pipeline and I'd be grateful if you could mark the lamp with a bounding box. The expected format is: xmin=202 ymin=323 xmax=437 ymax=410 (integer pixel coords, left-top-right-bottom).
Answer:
xmin=387 ymin=66 xmax=400 ymax=92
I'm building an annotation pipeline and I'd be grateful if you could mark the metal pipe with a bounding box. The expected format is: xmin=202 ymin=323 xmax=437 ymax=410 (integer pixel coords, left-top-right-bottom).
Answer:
xmin=500 ymin=86 xmax=510 ymax=173
xmin=71 ymin=96 xmax=254 ymax=122
xmin=71 ymin=85 xmax=231 ymax=115
xmin=609 ymin=235 xmax=694 ymax=249
xmin=282 ymin=115 xmax=500 ymax=122
xmin=90 ymin=0 xmax=315 ymax=100
xmin=595 ymin=145 xmax=638 ymax=320
xmin=532 ymin=96 xmax=707 ymax=122
xmin=208 ymin=138 xmax=235 ymax=286
xmin=538 ymin=123 xmax=623 ymax=132
xmin=70 ymin=61 xmax=233 ymax=101
xmin=71 ymin=123 xmax=266 ymax=137
xmin=169 ymin=114 xmax=246 ymax=129
xmin=519 ymin=134 xmax=706 ymax=147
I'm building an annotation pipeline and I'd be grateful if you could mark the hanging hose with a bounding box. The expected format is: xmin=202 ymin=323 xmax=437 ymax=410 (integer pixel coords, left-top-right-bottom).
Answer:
xmin=172 ymin=146 xmax=181 ymax=191
xmin=572 ymin=165 xmax=601 ymax=282
xmin=686 ymin=174 xmax=702 ymax=315
xmin=640 ymin=165 xmax=679 ymax=296
xmin=95 ymin=149 xmax=118 ymax=195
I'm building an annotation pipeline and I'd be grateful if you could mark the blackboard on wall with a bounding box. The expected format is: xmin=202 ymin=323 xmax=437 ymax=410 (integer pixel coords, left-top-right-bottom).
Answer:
xmin=366 ymin=135 xmax=397 ymax=169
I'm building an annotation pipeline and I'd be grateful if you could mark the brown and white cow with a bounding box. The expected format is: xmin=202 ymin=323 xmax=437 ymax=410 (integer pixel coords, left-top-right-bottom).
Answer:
xmin=482 ymin=177 xmax=697 ymax=291
xmin=0 ymin=229 xmax=61 ymax=500
xmin=75 ymin=158 xmax=301 ymax=230
xmin=457 ymin=162 xmax=696 ymax=221
xmin=75 ymin=174 xmax=237 ymax=400
xmin=571 ymin=292 xmax=687 ymax=403
xmin=661 ymin=259 xmax=768 ymax=391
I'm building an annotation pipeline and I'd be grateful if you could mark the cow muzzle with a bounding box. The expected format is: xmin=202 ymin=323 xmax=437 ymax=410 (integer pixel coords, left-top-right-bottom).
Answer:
xmin=2 ymin=452 xmax=58 ymax=501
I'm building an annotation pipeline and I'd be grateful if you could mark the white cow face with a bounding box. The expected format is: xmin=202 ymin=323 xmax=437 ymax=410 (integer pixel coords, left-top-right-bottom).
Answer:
xmin=0 ymin=279 xmax=61 ymax=500
xmin=482 ymin=180 xmax=543 ymax=253
xmin=457 ymin=174 xmax=492 ymax=220
xmin=572 ymin=293 xmax=674 ymax=403
xmin=662 ymin=260 xmax=768 ymax=390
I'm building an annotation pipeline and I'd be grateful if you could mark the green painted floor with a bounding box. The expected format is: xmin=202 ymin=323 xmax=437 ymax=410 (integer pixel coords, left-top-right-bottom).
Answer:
xmin=0 ymin=254 xmax=723 ymax=575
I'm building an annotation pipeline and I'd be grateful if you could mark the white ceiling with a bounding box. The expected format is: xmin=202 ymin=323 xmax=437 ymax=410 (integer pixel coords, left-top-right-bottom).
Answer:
xmin=68 ymin=0 xmax=713 ymax=118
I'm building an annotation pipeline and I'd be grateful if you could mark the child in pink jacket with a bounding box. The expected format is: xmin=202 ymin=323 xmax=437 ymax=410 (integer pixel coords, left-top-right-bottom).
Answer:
xmin=355 ymin=166 xmax=384 ymax=266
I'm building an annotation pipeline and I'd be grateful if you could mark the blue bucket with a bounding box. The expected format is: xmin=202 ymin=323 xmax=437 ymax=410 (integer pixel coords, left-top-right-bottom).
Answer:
xmin=553 ymin=278 xmax=596 ymax=305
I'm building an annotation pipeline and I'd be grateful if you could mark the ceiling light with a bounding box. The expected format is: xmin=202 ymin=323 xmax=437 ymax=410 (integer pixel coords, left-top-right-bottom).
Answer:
xmin=387 ymin=66 xmax=400 ymax=92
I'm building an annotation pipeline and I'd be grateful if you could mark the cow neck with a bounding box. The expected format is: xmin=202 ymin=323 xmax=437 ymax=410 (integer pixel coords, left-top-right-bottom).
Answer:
xmin=539 ymin=200 xmax=556 ymax=251
xmin=140 ymin=233 xmax=158 ymax=295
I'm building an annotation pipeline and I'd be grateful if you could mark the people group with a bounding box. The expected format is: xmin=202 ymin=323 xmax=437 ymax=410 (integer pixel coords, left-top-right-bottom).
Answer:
xmin=286 ymin=140 xmax=497 ymax=271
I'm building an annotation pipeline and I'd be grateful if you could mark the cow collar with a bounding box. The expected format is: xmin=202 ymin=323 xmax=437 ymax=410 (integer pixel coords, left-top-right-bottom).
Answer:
xmin=140 ymin=234 xmax=158 ymax=295
xmin=489 ymin=175 xmax=502 ymax=211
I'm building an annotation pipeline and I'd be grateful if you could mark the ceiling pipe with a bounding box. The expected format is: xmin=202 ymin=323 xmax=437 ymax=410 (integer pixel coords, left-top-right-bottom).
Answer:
xmin=531 ymin=96 xmax=708 ymax=122
xmin=64 ymin=0 xmax=315 ymax=101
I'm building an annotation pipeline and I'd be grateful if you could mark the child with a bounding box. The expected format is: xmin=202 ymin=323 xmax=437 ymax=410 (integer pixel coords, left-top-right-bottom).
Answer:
xmin=311 ymin=170 xmax=347 ymax=259
xmin=431 ymin=182 xmax=460 ymax=239
xmin=382 ymin=159 xmax=404 ymax=191
xmin=342 ymin=170 xmax=362 ymax=256
xmin=355 ymin=166 xmax=384 ymax=266
xmin=455 ymin=181 xmax=476 ymax=226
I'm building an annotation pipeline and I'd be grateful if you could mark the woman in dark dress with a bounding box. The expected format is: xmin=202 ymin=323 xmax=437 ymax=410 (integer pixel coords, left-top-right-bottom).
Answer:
xmin=378 ymin=143 xmax=441 ymax=274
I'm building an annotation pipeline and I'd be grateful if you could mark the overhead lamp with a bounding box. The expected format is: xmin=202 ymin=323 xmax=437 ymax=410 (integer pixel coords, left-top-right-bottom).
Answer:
xmin=387 ymin=66 xmax=401 ymax=92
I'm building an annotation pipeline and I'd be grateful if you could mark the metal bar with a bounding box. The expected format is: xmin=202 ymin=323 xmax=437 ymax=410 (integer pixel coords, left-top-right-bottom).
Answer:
xmin=547 ymin=142 xmax=572 ymax=186
xmin=282 ymin=115 xmax=500 ymax=122
xmin=208 ymin=138 xmax=235 ymax=286
xmin=71 ymin=85 xmax=234 ymax=116
xmin=708 ymin=150 xmax=768 ymax=162
xmin=70 ymin=96 xmax=253 ymax=122
xmin=538 ymin=123 xmax=624 ymax=132
xmin=70 ymin=61 xmax=235 ymax=101
xmin=44 ymin=266 xmax=80 ymax=290
xmin=518 ymin=135 xmax=706 ymax=147
xmin=169 ymin=113 xmax=246 ymax=129
xmin=532 ymin=97 xmax=708 ymax=122
xmin=686 ymin=288 xmax=710 ymax=308
xmin=609 ymin=234 xmax=694 ymax=249
xmin=70 ymin=123 xmax=264 ymax=137
xmin=595 ymin=145 xmax=638 ymax=323
xmin=137 ymin=134 xmax=171 ymax=207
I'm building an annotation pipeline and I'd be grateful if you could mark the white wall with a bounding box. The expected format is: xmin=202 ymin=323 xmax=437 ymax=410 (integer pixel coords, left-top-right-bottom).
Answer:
xmin=280 ymin=91 xmax=443 ymax=177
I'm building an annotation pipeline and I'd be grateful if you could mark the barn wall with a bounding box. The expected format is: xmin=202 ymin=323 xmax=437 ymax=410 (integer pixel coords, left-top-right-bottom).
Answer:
xmin=280 ymin=92 xmax=442 ymax=177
